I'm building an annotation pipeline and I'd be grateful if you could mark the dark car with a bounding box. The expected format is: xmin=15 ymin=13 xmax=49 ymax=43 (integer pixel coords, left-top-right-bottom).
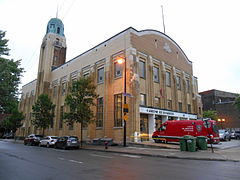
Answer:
xmin=24 ymin=134 xmax=43 ymax=146
xmin=54 ymin=136 xmax=80 ymax=150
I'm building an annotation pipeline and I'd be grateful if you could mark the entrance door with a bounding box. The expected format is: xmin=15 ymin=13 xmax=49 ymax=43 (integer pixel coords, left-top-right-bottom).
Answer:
xmin=140 ymin=114 xmax=149 ymax=141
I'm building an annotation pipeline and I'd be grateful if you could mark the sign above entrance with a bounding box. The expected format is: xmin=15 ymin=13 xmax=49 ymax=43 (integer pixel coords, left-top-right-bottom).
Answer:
xmin=139 ymin=107 xmax=197 ymax=119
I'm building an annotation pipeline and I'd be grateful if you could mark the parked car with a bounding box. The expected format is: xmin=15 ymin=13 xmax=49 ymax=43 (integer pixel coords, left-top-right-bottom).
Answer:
xmin=230 ymin=131 xmax=240 ymax=139
xmin=2 ymin=132 xmax=14 ymax=139
xmin=24 ymin=134 xmax=43 ymax=146
xmin=218 ymin=129 xmax=231 ymax=141
xmin=39 ymin=136 xmax=58 ymax=147
xmin=54 ymin=136 xmax=80 ymax=150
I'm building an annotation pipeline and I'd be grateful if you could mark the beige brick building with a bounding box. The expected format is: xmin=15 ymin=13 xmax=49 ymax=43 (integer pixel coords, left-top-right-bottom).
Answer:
xmin=16 ymin=18 xmax=202 ymax=143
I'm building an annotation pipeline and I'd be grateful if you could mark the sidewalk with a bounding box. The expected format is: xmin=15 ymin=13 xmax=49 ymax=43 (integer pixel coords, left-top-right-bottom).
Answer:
xmin=2 ymin=139 xmax=240 ymax=162
xmin=81 ymin=141 xmax=240 ymax=162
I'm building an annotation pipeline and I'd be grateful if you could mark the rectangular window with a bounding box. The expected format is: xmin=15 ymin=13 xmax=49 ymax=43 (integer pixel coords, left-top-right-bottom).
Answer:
xmin=178 ymin=102 xmax=183 ymax=112
xmin=153 ymin=66 xmax=159 ymax=83
xmin=97 ymin=67 xmax=104 ymax=83
xmin=186 ymin=79 xmax=190 ymax=93
xmin=139 ymin=60 xmax=146 ymax=78
xmin=154 ymin=97 xmax=161 ymax=107
xmin=61 ymin=82 xmax=66 ymax=96
xmin=140 ymin=94 xmax=146 ymax=106
xmin=167 ymin=100 xmax=172 ymax=109
xmin=166 ymin=71 xmax=171 ymax=87
xmin=114 ymin=62 xmax=122 ymax=78
xmin=176 ymin=76 xmax=181 ymax=90
xmin=53 ymin=86 xmax=57 ymax=97
xmin=59 ymin=106 xmax=63 ymax=129
xmin=114 ymin=94 xmax=122 ymax=127
xmin=188 ymin=104 xmax=191 ymax=113
xmin=96 ymin=97 xmax=104 ymax=128
xmin=69 ymin=122 xmax=74 ymax=130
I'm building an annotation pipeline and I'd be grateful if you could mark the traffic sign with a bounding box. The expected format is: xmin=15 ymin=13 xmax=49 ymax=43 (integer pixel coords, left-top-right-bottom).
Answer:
xmin=123 ymin=104 xmax=129 ymax=113
xmin=123 ymin=114 xmax=129 ymax=120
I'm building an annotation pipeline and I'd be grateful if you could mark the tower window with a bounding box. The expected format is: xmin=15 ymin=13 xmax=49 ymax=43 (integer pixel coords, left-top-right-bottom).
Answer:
xmin=57 ymin=27 xmax=60 ymax=34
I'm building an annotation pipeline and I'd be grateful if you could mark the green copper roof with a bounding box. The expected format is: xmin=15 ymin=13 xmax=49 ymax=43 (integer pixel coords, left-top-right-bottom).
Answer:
xmin=46 ymin=18 xmax=64 ymax=36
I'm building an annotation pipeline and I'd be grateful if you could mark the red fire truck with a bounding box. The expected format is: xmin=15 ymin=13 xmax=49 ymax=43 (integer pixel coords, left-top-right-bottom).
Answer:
xmin=152 ymin=119 xmax=220 ymax=144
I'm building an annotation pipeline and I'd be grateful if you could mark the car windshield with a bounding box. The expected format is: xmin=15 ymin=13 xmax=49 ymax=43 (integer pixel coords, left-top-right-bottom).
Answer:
xmin=69 ymin=136 xmax=78 ymax=140
xmin=35 ymin=135 xmax=43 ymax=138
xmin=219 ymin=130 xmax=225 ymax=133
xmin=51 ymin=137 xmax=58 ymax=139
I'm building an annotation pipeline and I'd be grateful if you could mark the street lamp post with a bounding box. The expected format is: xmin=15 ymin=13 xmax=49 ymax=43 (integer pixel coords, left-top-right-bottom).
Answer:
xmin=117 ymin=57 xmax=127 ymax=147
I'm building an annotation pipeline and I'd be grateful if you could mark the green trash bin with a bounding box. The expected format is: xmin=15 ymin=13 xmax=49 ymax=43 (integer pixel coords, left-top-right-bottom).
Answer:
xmin=196 ymin=136 xmax=208 ymax=150
xmin=179 ymin=138 xmax=187 ymax=151
xmin=184 ymin=135 xmax=197 ymax=152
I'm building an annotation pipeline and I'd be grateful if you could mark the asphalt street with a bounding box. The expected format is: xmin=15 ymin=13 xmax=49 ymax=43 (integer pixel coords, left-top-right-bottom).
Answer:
xmin=0 ymin=141 xmax=239 ymax=180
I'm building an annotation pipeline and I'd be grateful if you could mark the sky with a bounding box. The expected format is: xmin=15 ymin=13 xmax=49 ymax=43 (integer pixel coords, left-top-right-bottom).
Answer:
xmin=1 ymin=0 xmax=240 ymax=94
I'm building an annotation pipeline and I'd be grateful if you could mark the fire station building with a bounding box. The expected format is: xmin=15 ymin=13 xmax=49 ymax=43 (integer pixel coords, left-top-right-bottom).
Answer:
xmin=16 ymin=18 xmax=202 ymax=143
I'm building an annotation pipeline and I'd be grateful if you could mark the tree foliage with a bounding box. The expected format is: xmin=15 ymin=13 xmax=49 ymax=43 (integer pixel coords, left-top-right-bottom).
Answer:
xmin=0 ymin=30 xmax=24 ymax=114
xmin=0 ymin=110 xmax=24 ymax=133
xmin=0 ymin=31 xmax=10 ymax=56
xmin=32 ymin=94 xmax=55 ymax=135
xmin=64 ymin=76 xmax=98 ymax=126
xmin=203 ymin=110 xmax=218 ymax=120
xmin=234 ymin=95 xmax=240 ymax=111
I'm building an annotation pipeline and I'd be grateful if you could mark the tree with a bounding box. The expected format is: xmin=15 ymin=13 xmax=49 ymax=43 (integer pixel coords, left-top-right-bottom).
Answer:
xmin=0 ymin=109 xmax=24 ymax=134
xmin=0 ymin=30 xmax=24 ymax=114
xmin=64 ymin=76 xmax=98 ymax=146
xmin=203 ymin=110 xmax=218 ymax=120
xmin=234 ymin=95 xmax=240 ymax=111
xmin=32 ymin=94 xmax=55 ymax=136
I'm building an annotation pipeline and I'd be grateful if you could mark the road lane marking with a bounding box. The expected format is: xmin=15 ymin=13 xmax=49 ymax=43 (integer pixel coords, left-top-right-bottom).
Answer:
xmin=120 ymin=154 xmax=142 ymax=158
xmin=69 ymin=160 xmax=83 ymax=164
xmin=90 ymin=154 xmax=113 ymax=159
xmin=52 ymin=149 xmax=69 ymax=152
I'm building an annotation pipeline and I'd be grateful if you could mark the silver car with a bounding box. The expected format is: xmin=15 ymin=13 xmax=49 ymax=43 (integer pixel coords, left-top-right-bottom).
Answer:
xmin=39 ymin=136 xmax=58 ymax=148
xmin=218 ymin=129 xmax=231 ymax=141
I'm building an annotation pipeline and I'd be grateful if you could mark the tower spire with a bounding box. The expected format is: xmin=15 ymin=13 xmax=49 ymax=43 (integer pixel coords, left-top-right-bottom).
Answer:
xmin=56 ymin=5 xmax=59 ymax=18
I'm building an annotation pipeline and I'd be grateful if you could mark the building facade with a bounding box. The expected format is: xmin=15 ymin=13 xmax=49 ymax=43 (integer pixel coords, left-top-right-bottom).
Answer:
xmin=200 ymin=89 xmax=240 ymax=129
xmin=16 ymin=18 xmax=202 ymax=143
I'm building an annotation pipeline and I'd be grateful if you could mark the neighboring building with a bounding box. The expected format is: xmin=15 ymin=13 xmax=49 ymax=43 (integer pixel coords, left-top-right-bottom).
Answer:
xmin=200 ymin=89 xmax=240 ymax=129
xmin=16 ymin=18 xmax=202 ymax=143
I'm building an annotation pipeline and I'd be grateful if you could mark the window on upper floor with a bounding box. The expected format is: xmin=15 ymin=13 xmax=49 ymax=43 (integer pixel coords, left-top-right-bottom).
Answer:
xmin=61 ymin=82 xmax=66 ymax=96
xmin=166 ymin=71 xmax=171 ymax=87
xmin=53 ymin=86 xmax=58 ymax=97
xmin=97 ymin=67 xmax=104 ymax=83
xmin=186 ymin=79 xmax=190 ymax=93
xmin=114 ymin=62 xmax=122 ymax=78
xmin=139 ymin=60 xmax=146 ymax=79
xmin=153 ymin=66 xmax=159 ymax=83
xmin=176 ymin=76 xmax=181 ymax=90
